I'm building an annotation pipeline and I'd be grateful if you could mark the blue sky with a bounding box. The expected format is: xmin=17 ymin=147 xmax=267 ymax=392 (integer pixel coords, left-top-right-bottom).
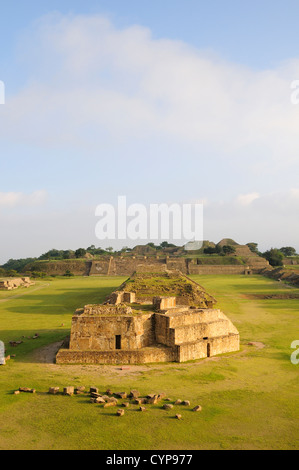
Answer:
xmin=1 ymin=1 xmax=299 ymax=262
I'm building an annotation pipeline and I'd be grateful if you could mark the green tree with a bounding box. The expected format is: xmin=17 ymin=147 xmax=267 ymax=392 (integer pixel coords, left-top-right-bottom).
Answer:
xmin=263 ymin=248 xmax=284 ymax=267
xmin=7 ymin=269 xmax=18 ymax=277
xmin=204 ymin=247 xmax=217 ymax=255
xmin=75 ymin=248 xmax=87 ymax=258
xmin=247 ymin=242 xmax=259 ymax=254
xmin=280 ymin=247 xmax=297 ymax=257
xmin=64 ymin=270 xmax=74 ymax=277
xmin=222 ymin=245 xmax=236 ymax=255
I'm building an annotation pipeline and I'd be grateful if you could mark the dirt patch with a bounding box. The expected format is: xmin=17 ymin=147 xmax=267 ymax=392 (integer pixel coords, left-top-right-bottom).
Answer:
xmin=247 ymin=341 xmax=266 ymax=349
xmin=30 ymin=339 xmax=261 ymax=376
xmin=31 ymin=341 xmax=64 ymax=364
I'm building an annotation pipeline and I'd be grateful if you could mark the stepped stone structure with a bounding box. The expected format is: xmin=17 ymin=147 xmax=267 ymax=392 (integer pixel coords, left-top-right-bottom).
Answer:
xmin=56 ymin=272 xmax=240 ymax=365
xmin=25 ymin=239 xmax=270 ymax=276
xmin=0 ymin=277 xmax=35 ymax=290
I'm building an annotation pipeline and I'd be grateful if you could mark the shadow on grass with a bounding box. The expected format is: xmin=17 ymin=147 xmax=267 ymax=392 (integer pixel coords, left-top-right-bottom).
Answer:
xmin=4 ymin=286 xmax=119 ymax=316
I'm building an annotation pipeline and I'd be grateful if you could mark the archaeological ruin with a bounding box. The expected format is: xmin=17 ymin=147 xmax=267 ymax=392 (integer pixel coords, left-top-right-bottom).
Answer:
xmin=0 ymin=277 xmax=35 ymax=290
xmin=56 ymin=271 xmax=240 ymax=365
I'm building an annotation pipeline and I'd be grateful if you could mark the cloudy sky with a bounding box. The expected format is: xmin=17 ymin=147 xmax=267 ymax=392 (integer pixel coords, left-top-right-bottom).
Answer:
xmin=1 ymin=0 xmax=299 ymax=263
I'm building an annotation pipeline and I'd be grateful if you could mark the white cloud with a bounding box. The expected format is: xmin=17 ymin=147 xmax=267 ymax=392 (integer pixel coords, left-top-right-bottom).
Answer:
xmin=0 ymin=14 xmax=299 ymax=259
xmin=204 ymin=188 xmax=299 ymax=251
xmin=1 ymin=12 xmax=299 ymax=171
xmin=236 ymin=193 xmax=260 ymax=206
xmin=0 ymin=190 xmax=47 ymax=208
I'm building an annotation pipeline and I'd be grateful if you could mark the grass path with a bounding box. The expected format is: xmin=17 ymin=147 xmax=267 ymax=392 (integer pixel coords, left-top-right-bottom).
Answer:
xmin=0 ymin=283 xmax=50 ymax=303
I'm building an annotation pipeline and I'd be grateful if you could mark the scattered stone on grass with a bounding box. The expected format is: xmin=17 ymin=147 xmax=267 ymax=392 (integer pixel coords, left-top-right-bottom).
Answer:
xmin=192 ymin=405 xmax=202 ymax=412
xmin=106 ymin=397 xmax=118 ymax=404
xmin=163 ymin=404 xmax=174 ymax=410
xmin=91 ymin=392 xmax=102 ymax=398
xmin=104 ymin=401 xmax=117 ymax=408
xmin=147 ymin=395 xmax=159 ymax=405
xmin=91 ymin=397 xmax=105 ymax=404
xmin=19 ymin=387 xmax=36 ymax=393
xmin=134 ymin=398 xmax=146 ymax=405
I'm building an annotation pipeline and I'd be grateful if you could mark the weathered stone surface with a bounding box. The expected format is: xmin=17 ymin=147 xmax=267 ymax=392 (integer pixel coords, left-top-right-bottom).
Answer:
xmin=175 ymin=414 xmax=182 ymax=420
xmin=48 ymin=387 xmax=60 ymax=395
xmin=106 ymin=389 xmax=113 ymax=396
xmin=75 ymin=386 xmax=85 ymax=394
xmin=19 ymin=387 xmax=36 ymax=393
xmin=163 ymin=404 xmax=174 ymax=410
xmin=153 ymin=296 xmax=176 ymax=311
xmin=91 ymin=397 xmax=105 ymax=404
xmin=122 ymin=402 xmax=130 ymax=408
xmin=174 ymin=399 xmax=182 ymax=405
xmin=0 ymin=277 xmax=35 ymax=291
xmin=157 ymin=392 xmax=166 ymax=400
xmin=63 ymin=387 xmax=74 ymax=396
xmin=106 ymin=397 xmax=118 ymax=404
xmin=91 ymin=392 xmax=102 ymax=398
xmin=147 ymin=395 xmax=159 ymax=405
xmin=90 ymin=387 xmax=99 ymax=394
xmin=104 ymin=401 xmax=117 ymax=408
xmin=139 ymin=406 xmax=146 ymax=412
xmin=117 ymin=409 xmax=125 ymax=416
xmin=134 ymin=398 xmax=146 ymax=405
xmin=182 ymin=400 xmax=190 ymax=406
xmin=192 ymin=405 xmax=202 ymax=412
xmin=115 ymin=392 xmax=127 ymax=399
xmin=129 ymin=390 xmax=140 ymax=399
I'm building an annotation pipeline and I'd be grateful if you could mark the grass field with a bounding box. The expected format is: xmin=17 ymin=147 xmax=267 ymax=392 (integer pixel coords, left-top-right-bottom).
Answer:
xmin=0 ymin=275 xmax=298 ymax=450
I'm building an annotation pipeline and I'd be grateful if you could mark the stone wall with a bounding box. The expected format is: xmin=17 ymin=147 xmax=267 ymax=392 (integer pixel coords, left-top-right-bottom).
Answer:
xmin=154 ymin=308 xmax=238 ymax=351
xmin=188 ymin=265 xmax=247 ymax=275
xmin=177 ymin=333 xmax=240 ymax=362
xmin=56 ymin=345 xmax=177 ymax=365
xmin=26 ymin=250 xmax=270 ymax=277
xmin=69 ymin=310 xmax=154 ymax=351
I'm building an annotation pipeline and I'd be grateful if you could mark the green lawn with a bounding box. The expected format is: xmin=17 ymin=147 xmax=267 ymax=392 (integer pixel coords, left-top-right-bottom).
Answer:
xmin=0 ymin=275 xmax=298 ymax=450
